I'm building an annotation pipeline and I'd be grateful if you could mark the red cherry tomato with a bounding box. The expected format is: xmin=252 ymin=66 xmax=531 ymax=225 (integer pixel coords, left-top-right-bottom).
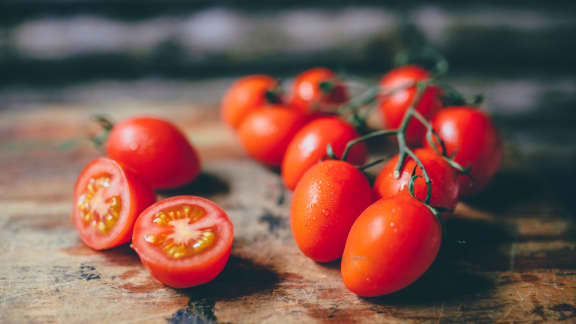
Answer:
xmin=341 ymin=197 xmax=442 ymax=297
xmin=132 ymin=195 xmax=234 ymax=288
xmin=291 ymin=160 xmax=373 ymax=262
xmin=106 ymin=116 xmax=201 ymax=190
xmin=237 ymin=105 xmax=309 ymax=166
xmin=378 ymin=65 xmax=442 ymax=146
xmin=290 ymin=67 xmax=348 ymax=114
xmin=72 ymin=158 xmax=156 ymax=250
xmin=426 ymin=106 xmax=502 ymax=197
xmin=221 ymin=75 xmax=280 ymax=129
xmin=281 ymin=117 xmax=367 ymax=191
xmin=374 ymin=148 xmax=459 ymax=216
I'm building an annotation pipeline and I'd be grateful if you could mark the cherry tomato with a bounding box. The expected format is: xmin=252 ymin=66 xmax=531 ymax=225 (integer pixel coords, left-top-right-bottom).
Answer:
xmin=426 ymin=106 xmax=502 ymax=197
xmin=132 ymin=195 xmax=234 ymax=288
xmin=341 ymin=197 xmax=442 ymax=297
xmin=72 ymin=158 xmax=156 ymax=250
xmin=221 ymin=75 xmax=280 ymax=129
xmin=374 ymin=148 xmax=459 ymax=216
xmin=378 ymin=65 xmax=442 ymax=146
xmin=291 ymin=160 xmax=373 ymax=262
xmin=281 ymin=117 xmax=367 ymax=191
xmin=106 ymin=116 xmax=201 ymax=190
xmin=237 ymin=105 xmax=309 ymax=166
xmin=289 ymin=67 xmax=348 ymax=114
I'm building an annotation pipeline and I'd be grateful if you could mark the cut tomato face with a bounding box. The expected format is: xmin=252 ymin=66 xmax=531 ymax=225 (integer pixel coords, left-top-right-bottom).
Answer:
xmin=72 ymin=158 xmax=156 ymax=250
xmin=131 ymin=196 xmax=234 ymax=288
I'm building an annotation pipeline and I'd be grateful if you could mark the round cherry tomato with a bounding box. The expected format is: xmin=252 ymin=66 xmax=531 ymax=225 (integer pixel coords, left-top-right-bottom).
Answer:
xmin=289 ymin=67 xmax=348 ymax=114
xmin=221 ymin=75 xmax=280 ymax=129
xmin=291 ymin=160 xmax=373 ymax=262
xmin=106 ymin=116 xmax=201 ymax=190
xmin=132 ymin=195 xmax=234 ymax=288
xmin=237 ymin=105 xmax=309 ymax=166
xmin=341 ymin=197 xmax=442 ymax=297
xmin=72 ymin=157 xmax=156 ymax=250
xmin=426 ymin=106 xmax=502 ymax=197
xmin=281 ymin=117 xmax=367 ymax=191
xmin=378 ymin=65 xmax=442 ymax=146
xmin=374 ymin=148 xmax=459 ymax=216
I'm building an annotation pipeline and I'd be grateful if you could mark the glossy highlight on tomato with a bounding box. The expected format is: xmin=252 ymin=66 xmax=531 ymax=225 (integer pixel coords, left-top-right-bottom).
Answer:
xmin=132 ymin=196 xmax=234 ymax=288
xmin=291 ymin=160 xmax=373 ymax=262
xmin=72 ymin=157 xmax=156 ymax=250
xmin=341 ymin=197 xmax=442 ymax=297
xmin=290 ymin=67 xmax=348 ymax=114
xmin=281 ymin=117 xmax=367 ymax=191
xmin=106 ymin=116 xmax=201 ymax=190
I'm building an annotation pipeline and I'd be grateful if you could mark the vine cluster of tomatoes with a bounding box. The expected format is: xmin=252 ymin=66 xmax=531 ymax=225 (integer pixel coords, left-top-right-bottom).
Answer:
xmin=223 ymin=64 xmax=502 ymax=296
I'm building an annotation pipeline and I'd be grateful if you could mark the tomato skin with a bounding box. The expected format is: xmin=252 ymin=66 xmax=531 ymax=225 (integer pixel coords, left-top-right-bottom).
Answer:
xmin=291 ymin=160 xmax=373 ymax=262
xmin=426 ymin=106 xmax=502 ymax=197
xmin=341 ymin=197 xmax=442 ymax=297
xmin=106 ymin=116 xmax=201 ymax=190
xmin=237 ymin=105 xmax=309 ymax=166
xmin=221 ymin=75 xmax=279 ymax=129
xmin=72 ymin=158 xmax=156 ymax=250
xmin=290 ymin=67 xmax=348 ymax=114
xmin=378 ymin=65 xmax=442 ymax=146
xmin=374 ymin=148 xmax=459 ymax=216
xmin=132 ymin=196 xmax=234 ymax=288
xmin=281 ymin=117 xmax=367 ymax=191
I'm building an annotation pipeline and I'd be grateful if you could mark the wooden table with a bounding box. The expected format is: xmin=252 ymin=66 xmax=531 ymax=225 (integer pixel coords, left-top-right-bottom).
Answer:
xmin=1 ymin=99 xmax=575 ymax=323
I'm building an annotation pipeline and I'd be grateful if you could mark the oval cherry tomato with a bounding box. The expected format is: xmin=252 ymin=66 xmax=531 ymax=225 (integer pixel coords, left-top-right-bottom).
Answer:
xmin=426 ymin=106 xmax=502 ymax=197
xmin=132 ymin=195 xmax=234 ymax=288
xmin=374 ymin=148 xmax=459 ymax=216
xmin=106 ymin=116 xmax=201 ymax=190
xmin=291 ymin=160 xmax=373 ymax=262
xmin=341 ymin=197 xmax=442 ymax=297
xmin=237 ymin=105 xmax=309 ymax=166
xmin=289 ymin=67 xmax=348 ymax=114
xmin=282 ymin=117 xmax=367 ymax=191
xmin=221 ymin=75 xmax=280 ymax=129
xmin=72 ymin=157 xmax=156 ymax=250
xmin=378 ymin=65 xmax=442 ymax=146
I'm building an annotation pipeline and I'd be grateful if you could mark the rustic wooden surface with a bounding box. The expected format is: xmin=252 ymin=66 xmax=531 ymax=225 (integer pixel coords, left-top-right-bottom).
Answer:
xmin=1 ymin=99 xmax=576 ymax=324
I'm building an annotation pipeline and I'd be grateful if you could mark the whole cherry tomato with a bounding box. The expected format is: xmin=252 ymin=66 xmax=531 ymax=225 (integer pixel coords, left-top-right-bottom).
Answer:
xmin=290 ymin=67 xmax=348 ymax=114
xmin=221 ymin=75 xmax=280 ymax=129
xmin=132 ymin=195 xmax=234 ymax=288
xmin=72 ymin=157 xmax=156 ymax=250
xmin=341 ymin=197 xmax=442 ymax=297
xmin=237 ymin=105 xmax=309 ymax=166
xmin=378 ymin=65 xmax=442 ymax=146
xmin=106 ymin=116 xmax=201 ymax=190
xmin=374 ymin=148 xmax=459 ymax=216
xmin=281 ymin=117 xmax=367 ymax=191
xmin=291 ymin=160 xmax=373 ymax=262
xmin=426 ymin=106 xmax=502 ymax=197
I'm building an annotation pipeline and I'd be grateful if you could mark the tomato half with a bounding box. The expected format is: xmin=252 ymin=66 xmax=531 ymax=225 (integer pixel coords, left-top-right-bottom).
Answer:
xmin=131 ymin=196 xmax=234 ymax=288
xmin=106 ymin=116 xmax=201 ymax=190
xmin=72 ymin=157 xmax=156 ymax=250
xmin=341 ymin=197 xmax=442 ymax=297
xmin=290 ymin=160 xmax=373 ymax=262
xmin=289 ymin=67 xmax=348 ymax=114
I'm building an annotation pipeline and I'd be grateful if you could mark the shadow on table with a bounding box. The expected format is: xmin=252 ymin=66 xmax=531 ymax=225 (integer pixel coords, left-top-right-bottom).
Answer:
xmin=158 ymin=171 xmax=230 ymax=198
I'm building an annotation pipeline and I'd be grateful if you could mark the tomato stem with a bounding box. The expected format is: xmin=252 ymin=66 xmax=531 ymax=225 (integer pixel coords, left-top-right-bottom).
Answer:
xmin=89 ymin=115 xmax=114 ymax=150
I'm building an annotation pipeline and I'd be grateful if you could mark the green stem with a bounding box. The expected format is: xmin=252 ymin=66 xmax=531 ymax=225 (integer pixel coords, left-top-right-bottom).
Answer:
xmin=341 ymin=129 xmax=398 ymax=162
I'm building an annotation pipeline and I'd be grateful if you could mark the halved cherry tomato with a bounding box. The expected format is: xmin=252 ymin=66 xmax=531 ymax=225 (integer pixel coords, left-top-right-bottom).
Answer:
xmin=106 ymin=116 xmax=201 ymax=190
xmin=291 ymin=160 xmax=373 ymax=262
xmin=289 ymin=67 xmax=348 ymax=114
xmin=281 ymin=117 xmax=367 ymax=191
xmin=132 ymin=196 xmax=234 ymax=288
xmin=221 ymin=75 xmax=280 ymax=129
xmin=374 ymin=148 xmax=459 ymax=216
xmin=341 ymin=197 xmax=442 ymax=297
xmin=426 ymin=106 xmax=502 ymax=197
xmin=378 ymin=65 xmax=442 ymax=146
xmin=237 ymin=105 xmax=309 ymax=166
xmin=72 ymin=157 xmax=156 ymax=250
